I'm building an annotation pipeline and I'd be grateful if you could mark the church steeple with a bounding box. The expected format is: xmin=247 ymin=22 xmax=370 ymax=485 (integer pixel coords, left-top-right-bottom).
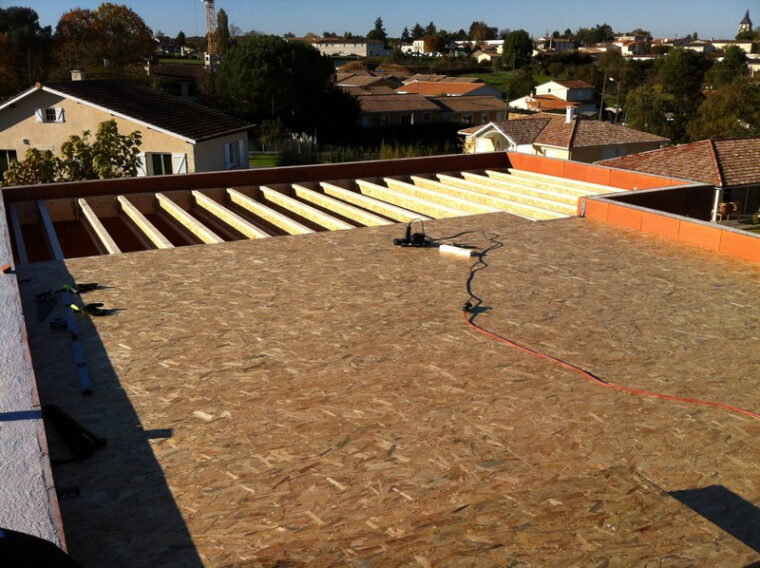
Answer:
xmin=739 ymin=10 xmax=753 ymax=34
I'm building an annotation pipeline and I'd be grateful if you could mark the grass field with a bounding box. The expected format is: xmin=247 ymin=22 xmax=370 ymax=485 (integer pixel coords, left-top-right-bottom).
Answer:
xmin=249 ymin=153 xmax=280 ymax=168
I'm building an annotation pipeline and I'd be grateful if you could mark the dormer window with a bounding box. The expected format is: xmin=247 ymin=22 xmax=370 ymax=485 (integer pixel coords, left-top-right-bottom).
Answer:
xmin=35 ymin=107 xmax=65 ymax=123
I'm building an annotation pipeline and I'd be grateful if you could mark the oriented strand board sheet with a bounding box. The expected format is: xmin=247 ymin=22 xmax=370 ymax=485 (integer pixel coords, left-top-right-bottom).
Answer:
xmin=18 ymin=212 xmax=760 ymax=567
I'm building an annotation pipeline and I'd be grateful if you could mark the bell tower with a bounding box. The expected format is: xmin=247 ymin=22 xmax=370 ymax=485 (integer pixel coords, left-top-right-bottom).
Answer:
xmin=738 ymin=10 xmax=753 ymax=34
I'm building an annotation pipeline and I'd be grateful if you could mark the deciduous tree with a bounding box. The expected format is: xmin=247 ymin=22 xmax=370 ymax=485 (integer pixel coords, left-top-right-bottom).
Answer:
xmin=502 ymin=29 xmax=532 ymax=69
xmin=0 ymin=7 xmax=52 ymax=97
xmin=707 ymin=45 xmax=748 ymax=88
xmin=468 ymin=21 xmax=497 ymax=42
xmin=687 ymin=80 xmax=760 ymax=140
xmin=2 ymin=120 xmax=142 ymax=186
xmin=215 ymin=35 xmax=358 ymax=138
xmin=54 ymin=3 xmax=153 ymax=73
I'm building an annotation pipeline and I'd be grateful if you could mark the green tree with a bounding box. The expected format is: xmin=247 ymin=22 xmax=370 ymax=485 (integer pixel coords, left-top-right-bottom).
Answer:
xmin=0 ymin=7 xmax=52 ymax=97
xmin=468 ymin=21 xmax=497 ymax=42
xmin=216 ymin=8 xmax=231 ymax=54
xmin=2 ymin=120 xmax=142 ymax=187
xmin=505 ymin=68 xmax=536 ymax=99
xmin=400 ymin=26 xmax=410 ymax=43
xmin=659 ymin=48 xmax=711 ymax=114
xmin=624 ymin=84 xmax=671 ymax=137
xmin=2 ymin=149 xmax=57 ymax=186
xmin=425 ymin=22 xmax=437 ymax=37
xmin=707 ymin=45 xmax=748 ymax=88
xmin=687 ymin=80 xmax=760 ymax=140
xmin=215 ymin=35 xmax=358 ymax=137
xmin=411 ymin=23 xmax=425 ymax=40
xmin=502 ymin=29 xmax=532 ymax=69
xmin=175 ymin=30 xmax=186 ymax=46
xmin=367 ymin=17 xmax=386 ymax=43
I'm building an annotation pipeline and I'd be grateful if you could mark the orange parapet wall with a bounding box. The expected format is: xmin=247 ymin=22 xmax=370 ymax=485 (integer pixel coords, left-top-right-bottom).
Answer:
xmin=506 ymin=152 xmax=687 ymax=190
xmin=583 ymin=197 xmax=760 ymax=264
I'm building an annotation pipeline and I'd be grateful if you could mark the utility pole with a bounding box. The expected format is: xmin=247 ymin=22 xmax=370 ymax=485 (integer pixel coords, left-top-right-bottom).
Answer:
xmin=202 ymin=0 xmax=218 ymax=68
xmin=598 ymin=72 xmax=607 ymax=120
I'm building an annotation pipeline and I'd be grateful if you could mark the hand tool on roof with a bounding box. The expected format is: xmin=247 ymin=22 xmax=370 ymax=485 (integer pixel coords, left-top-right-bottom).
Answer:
xmin=70 ymin=302 xmax=114 ymax=317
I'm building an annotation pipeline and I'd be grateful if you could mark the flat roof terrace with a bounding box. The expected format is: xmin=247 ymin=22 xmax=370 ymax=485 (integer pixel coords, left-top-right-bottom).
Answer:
xmin=16 ymin=211 xmax=760 ymax=566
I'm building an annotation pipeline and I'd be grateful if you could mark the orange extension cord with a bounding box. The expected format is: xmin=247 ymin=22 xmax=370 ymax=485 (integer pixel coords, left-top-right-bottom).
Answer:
xmin=462 ymin=311 xmax=760 ymax=421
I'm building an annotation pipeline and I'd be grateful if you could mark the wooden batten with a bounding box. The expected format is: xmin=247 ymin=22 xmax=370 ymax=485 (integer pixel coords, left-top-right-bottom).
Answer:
xmin=227 ymin=188 xmax=313 ymax=235
xmin=320 ymin=182 xmax=428 ymax=223
xmin=291 ymin=184 xmax=391 ymax=227
xmin=155 ymin=193 xmax=223 ymax=244
xmin=117 ymin=195 xmax=174 ymax=250
xmin=191 ymin=191 xmax=270 ymax=240
xmin=37 ymin=201 xmax=64 ymax=261
xmin=77 ymin=198 xmax=122 ymax=255
xmin=8 ymin=203 xmax=29 ymax=265
xmin=259 ymin=186 xmax=354 ymax=231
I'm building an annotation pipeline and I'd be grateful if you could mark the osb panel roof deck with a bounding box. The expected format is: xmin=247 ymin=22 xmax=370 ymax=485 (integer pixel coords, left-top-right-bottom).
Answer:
xmin=18 ymin=212 xmax=760 ymax=567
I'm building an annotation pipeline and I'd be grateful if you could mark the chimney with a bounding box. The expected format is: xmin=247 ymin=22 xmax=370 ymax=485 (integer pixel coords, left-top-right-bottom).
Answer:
xmin=71 ymin=69 xmax=84 ymax=81
xmin=565 ymin=105 xmax=574 ymax=123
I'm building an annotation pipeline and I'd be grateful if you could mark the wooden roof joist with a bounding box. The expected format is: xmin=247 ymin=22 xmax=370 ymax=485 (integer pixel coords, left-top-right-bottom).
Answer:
xmin=77 ymin=198 xmax=122 ymax=255
xmin=291 ymin=184 xmax=392 ymax=227
xmin=319 ymin=182 xmax=428 ymax=222
xmin=259 ymin=186 xmax=354 ymax=231
xmin=191 ymin=191 xmax=270 ymax=240
xmin=155 ymin=193 xmax=224 ymax=244
xmin=117 ymin=195 xmax=174 ymax=250
xmin=7 ymin=203 xmax=28 ymax=264
xmin=37 ymin=200 xmax=64 ymax=261
xmin=227 ymin=188 xmax=313 ymax=235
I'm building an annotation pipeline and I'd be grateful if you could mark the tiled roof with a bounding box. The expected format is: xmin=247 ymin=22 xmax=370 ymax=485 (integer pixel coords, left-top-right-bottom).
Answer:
xmin=570 ymin=119 xmax=669 ymax=148
xmin=41 ymin=80 xmax=252 ymax=142
xmin=496 ymin=117 xmax=553 ymax=145
xmin=342 ymin=85 xmax=398 ymax=96
xmin=469 ymin=113 xmax=668 ymax=150
xmin=431 ymin=95 xmax=505 ymax=113
xmin=356 ymin=93 xmax=441 ymax=113
xmin=336 ymin=75 xmax=398 ymax=88
xmin=597 ymin=138 xmax=760 ymax=187
xmin=396 ymin=82 xmax=489 ymax=96
xmin=525 ymin=94 xmax=580 ymax=112
xmin=403 ymin=75 xmax=483 ymax=85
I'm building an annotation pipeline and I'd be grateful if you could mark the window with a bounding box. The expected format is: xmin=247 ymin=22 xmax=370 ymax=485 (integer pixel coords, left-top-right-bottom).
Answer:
xmin=35 ymin=107 xmax=64 ymax=123
xmin=150 ymin=153 xmax=173 ymax=175
xmin=0 ymin=149 xmax=17 ymax=174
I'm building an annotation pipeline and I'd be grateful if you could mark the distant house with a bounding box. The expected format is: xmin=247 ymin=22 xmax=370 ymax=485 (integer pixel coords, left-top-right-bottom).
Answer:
xmin=431 ymin=95 xmax=506 ymax=125
xmin=402 ymin=74 xmax=482 ymax=85
xmin=355 ymin=93 xmax=441 ymax=127
xmin=472 ymin=49 xmax=500 ymax=64
xmin=597 ymin=138 xmax=760 ymax=215
xmin=296 ymin=37 xmax=391 ymax=57
xmin=532 ymin=37 xmax=578 ymax=55
xmin=0 ymin=78 xmax=253 ymax=177
xmin=459 ymin=111 xmax=668 ymax=162
xmin=395 ymin=81 xmax=502 ymax=99
xmin=511 ymin=80 xmax=596 ymax=114
xmin=710 ymin=39 xmax=755 ymax=54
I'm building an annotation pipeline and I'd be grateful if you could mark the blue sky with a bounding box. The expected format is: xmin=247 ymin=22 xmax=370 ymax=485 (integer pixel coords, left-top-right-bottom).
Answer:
xmin=11 ymin=0 xmax=756 ymax=40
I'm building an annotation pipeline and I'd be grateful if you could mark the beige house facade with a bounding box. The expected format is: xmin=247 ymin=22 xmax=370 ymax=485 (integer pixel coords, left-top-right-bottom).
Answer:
xmin=0 ymin=80 xmax=252 ymax=178
xmin=459 ymin=112 xmax=668 ymax=163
